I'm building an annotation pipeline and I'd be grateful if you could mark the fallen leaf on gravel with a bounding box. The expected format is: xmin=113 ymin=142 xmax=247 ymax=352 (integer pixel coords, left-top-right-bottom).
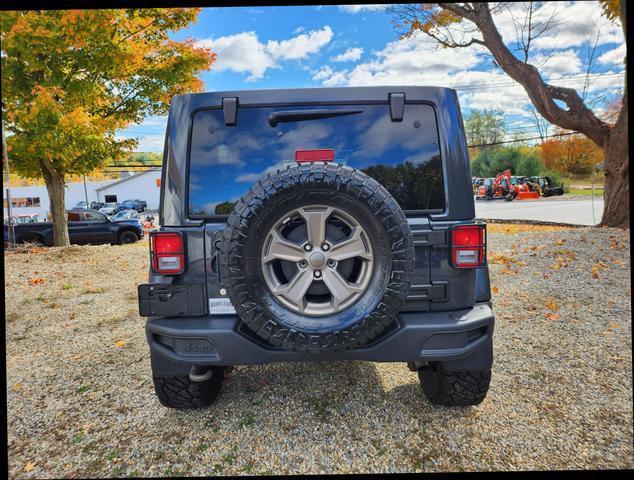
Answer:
xmin=24 ymin=462 xmax=37 ymax=472
xmin=554 ymin=239 xmax=566 ymax=246
xmin=27 ymin=277 xmax=46 ymax=285
xmin=69 ymin=313 xmax=76 ymax=320
xmin=115 ymin=340 xmax=126 ymax=348
xmin=73 ymin=354 xmax=82 ymax=360
xmin=610 ymin=238 xmax=625 ymax=249
xmin=546 ymin=312 xmax=560 ymax=321
xmin=13 ymin=383 xmax=23 ymax=391
xmin=491 ymin=286 xmax=499 ymax=294
xmin=612 ymin=258 xmax=624 ymax=266
xmin=608 ymin=322 xmax=619 ymax=331
xmin=545 ymin=300 xmax=559 ymax=312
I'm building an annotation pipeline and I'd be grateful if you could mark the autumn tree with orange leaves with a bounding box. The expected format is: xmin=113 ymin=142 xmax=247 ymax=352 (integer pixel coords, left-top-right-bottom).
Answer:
xmin=1 ymin=9 xmax=215 ymax=245
xmin=541 ymin=129 xmax=604 ymax=177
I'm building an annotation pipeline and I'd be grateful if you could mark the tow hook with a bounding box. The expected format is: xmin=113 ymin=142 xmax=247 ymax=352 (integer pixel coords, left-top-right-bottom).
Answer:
xmin=189 ymin=366 xmax=213 ymax=382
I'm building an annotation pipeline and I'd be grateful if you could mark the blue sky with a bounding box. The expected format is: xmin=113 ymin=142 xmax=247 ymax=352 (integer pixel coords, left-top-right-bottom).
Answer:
xmin=118 ymin=3 xmax=626 ymax=151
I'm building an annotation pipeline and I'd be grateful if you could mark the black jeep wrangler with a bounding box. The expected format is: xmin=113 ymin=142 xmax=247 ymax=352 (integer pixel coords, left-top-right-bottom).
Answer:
xmin=138 ymin=86 xmax=494 ymax=409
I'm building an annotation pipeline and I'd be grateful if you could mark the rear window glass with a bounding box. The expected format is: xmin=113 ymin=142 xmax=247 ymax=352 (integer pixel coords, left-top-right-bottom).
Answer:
xmin=188 ymin=104 xmax=444 ymax=216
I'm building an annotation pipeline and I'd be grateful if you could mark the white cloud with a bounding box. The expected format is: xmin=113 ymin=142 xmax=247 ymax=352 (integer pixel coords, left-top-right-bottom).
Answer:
xmin=266 ymin=26 xmax=333 ymax=61
xmin=197 ymin=31 xmax=275 ymax=81
xmin=315 ymin=34 xmax=487 ymax=87
xmin=312 ymin=66 xmax=333 ymax=81
xmin=598 ymin=43 xmax=627 ymax=66
xmin=331 ymin=47 xmax=363 ymax=62
xmin=532 ymin=49 xmax=582 ymax=77
xmin=338 ymin=5 xmax=388 ymax=13
xmin=293 ymin=26 xmax=305 ymax=34
xmin=494 ymin=1 xmax=624 ymax=51
xmin=197 ymin=26 xmax=333 ymax=81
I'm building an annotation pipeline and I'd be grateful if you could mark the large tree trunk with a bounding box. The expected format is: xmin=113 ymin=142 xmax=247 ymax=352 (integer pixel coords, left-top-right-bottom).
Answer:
xmin=40 ymin=159 xmax=70 ymax=247
xmin=601 ymin=89 xmax=629 ymax=227
xmin=601 ymin=1 xmax=629 ymax=228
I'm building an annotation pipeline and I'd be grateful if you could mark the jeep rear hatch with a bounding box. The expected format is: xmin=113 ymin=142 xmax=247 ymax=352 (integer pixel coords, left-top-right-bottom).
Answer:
xmin=188 ymin=103 xmax=445 ymax=217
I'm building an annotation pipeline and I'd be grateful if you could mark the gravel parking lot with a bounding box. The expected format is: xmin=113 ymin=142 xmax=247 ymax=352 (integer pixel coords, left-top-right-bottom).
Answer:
xmin=5 ymin=225 xmax=632 ymax=477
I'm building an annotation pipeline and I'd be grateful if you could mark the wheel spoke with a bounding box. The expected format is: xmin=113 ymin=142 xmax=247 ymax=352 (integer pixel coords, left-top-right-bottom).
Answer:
xmin=299 ymin=207 xmax=332 ymax=247
xmin=263 ymin=230 xmax=305 ymax=263
xmin=273 ymin=268 xmax=313 ymax=310
xmin=328 ymin=227 xmax=371 ymax=261
xmin=321 ymin=268 xmax=362 ymax=310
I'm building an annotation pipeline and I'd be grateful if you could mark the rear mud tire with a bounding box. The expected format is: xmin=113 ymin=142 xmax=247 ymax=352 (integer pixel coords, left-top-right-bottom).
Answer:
xmin=153 ymin=367 xmax=225 ymax=409
xmin=418 ymin=363 xmax=491 ymax=406
xmin=220 ymin=162 xmax=415 ymax=353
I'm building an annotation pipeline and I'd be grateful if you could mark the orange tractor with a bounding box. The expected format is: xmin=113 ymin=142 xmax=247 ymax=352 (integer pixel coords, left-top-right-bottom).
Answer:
xmin=475 ymin=169 xmax=541 ymax=201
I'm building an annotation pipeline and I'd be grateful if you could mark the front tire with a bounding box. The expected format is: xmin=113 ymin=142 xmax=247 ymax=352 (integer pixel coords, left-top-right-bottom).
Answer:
xmin=118 ymin=231 xmax=138 ymax=244
xmin=153 ymin=367 xmax=225 ymax=409
xmin=418 ymin=363 xmax=491 ymax=406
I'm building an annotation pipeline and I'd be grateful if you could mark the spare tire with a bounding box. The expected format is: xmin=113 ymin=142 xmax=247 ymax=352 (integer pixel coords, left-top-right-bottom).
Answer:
xmin=220 ymin=162 xmax=414 ymax=353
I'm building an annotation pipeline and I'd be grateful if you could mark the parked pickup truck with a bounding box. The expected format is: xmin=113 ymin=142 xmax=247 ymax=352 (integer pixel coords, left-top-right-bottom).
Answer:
xmin=4 ymin=209 xmax=144 ymax=246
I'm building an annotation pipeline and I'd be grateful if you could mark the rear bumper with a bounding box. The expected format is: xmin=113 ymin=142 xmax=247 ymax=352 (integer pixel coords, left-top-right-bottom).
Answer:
xmin=146 ymin=302 xmax=495 ymax=372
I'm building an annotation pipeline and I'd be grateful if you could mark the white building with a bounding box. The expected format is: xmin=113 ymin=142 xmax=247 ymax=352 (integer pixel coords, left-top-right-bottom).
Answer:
xmin=95 ymin=170 xmax=161 ymax=209
xmin=3 ymin=170 xmax=161 ymax=219
xmin=3 ymin=180 xmax=110 ymax=219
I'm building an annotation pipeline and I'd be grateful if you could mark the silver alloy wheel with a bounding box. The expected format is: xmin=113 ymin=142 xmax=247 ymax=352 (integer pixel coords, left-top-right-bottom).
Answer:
xmin=261 ymin=205 xmax=373 ymax=316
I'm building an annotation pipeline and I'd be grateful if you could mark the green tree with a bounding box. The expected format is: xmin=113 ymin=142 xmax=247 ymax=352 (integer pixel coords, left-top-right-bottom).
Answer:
xmin=464 ymin=107 xmax=506 ymax=148
xmin=470 ymin=146 xmax=543 ymax=177
xmin=2 ymin=9 xmax=215 ymax=245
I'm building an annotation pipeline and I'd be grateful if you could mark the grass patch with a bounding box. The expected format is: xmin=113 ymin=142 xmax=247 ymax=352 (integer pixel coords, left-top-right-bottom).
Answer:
xmin=238 ymin=413 xmax=255 ymax=429
xmin=77 ymin=385 xmax=91 ymax=394
xmin=82 ymin=287 xmax=108 ymax=295
xmin=106 ymin=450 xmax=121 ymax=461
xmin=61 ymin=283 xmax=75 ymax=290
xmin=71 ymin=431 xmax=86 ymax=444
xmin=6 ymin=311 xmax=21 ymax=323
xmin=568 ymin=188 xmax=604 ymax=196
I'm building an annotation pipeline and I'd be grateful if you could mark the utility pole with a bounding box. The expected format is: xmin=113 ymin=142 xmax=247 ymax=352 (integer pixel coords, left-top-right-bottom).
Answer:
xmin=2 ymin=126 xmax=15 ymax=245
xmin=83 ymin=174 xmax=89 ymax=208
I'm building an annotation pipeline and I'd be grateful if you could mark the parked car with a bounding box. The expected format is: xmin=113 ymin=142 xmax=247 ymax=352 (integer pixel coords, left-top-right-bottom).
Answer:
xmin=110 ymin=209 xmax=140 ymax=222
xmin=3 ymin=208 xmax=144 ymax=246
xmin=138 ymin=86 xmax=494 ymax=410
xmin=73 ymin=201 xmax=90 ymax=209
xmin=90 ymin=201 xmax=106 ymax=210
xmin=99 ymin=202 xmax=124 ymax=215
xmin=9 ymin=213 xmax=43 ymax=224
xmin=120 ymin=199 xmax=147 ymax=213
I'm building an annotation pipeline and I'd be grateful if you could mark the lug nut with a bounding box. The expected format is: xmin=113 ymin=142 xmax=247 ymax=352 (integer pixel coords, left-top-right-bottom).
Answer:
xmin=314 ymin=270 xmax=322 ymax=278
xmin=304 ymin=244 xmax=312 ymax=251
xmin=327 ymin=259 xmax=336 ymax=267
xmin=299 ymin=260 xmax=308 ymax=268
xmin=321 ymin=243 xmax=330 ymax=251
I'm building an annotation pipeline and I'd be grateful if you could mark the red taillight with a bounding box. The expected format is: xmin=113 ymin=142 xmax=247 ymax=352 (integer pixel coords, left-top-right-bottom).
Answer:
xmin=295 ymin=149 xmax=335 ymax=163
xmin=450 ymin=224 xmax=486 ymax=268
xmin=150 ymin=231 xmax=185 ymax=275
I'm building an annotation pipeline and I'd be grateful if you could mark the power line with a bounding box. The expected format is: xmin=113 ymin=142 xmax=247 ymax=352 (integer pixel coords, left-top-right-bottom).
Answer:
xmin=468 ymin=131 xmax=580 ymax=148
xmin=452 ymin=71 xmax=624 ymax=92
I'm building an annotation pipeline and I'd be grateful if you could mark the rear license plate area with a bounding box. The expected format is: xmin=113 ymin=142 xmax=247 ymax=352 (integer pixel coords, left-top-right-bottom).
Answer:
xmin=138 ymin=283 xmax=205 ymax=317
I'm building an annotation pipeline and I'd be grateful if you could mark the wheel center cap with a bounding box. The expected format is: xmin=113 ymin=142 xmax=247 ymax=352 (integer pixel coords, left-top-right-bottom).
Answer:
xmin=308 ymin=251 xmax=326 ymax=268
